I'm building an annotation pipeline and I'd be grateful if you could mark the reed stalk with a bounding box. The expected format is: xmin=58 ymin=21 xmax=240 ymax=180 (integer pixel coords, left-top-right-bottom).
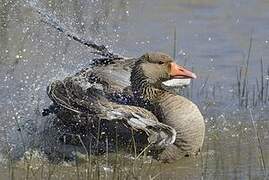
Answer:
xmin=260 ymin=58 xmax=264 ymax=103
xmin=173 ymin=27 xmax=177 ymax=60
xmin=241 ymin=35 xmax=252 ymax=104
xmin=249 ymin=109 xmax=267 ymax=177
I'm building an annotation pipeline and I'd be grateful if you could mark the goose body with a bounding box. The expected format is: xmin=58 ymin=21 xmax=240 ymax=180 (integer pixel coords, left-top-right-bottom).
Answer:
xmin=155 ymin=94 xmax=205 ymax=160
xmin=45 ymin=52 xmax=205 ymax=161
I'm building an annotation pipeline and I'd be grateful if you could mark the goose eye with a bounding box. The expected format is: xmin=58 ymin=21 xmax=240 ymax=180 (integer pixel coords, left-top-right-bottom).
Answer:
xmin=158 ymin=61 xmax=164 ymax=65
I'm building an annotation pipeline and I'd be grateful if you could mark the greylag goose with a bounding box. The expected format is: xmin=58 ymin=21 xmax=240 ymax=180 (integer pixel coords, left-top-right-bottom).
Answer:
xmin=34 ymin=7 xmax=204 ymax=161
xmin=46 ymin=52 xmax=205 ymax=162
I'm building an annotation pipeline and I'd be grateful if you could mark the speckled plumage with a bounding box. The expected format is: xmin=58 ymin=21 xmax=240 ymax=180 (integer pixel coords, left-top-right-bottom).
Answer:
xmin=45 ymin=52 xmax=205 ymax=162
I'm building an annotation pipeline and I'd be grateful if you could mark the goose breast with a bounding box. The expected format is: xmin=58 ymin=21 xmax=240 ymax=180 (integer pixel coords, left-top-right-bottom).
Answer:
xmin=158 ymin=94 xmax=205 ymax=156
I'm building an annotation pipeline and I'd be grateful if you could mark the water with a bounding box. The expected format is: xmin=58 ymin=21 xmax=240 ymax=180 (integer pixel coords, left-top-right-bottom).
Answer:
xmin=0 ymin=0 xmax=269 ymax=179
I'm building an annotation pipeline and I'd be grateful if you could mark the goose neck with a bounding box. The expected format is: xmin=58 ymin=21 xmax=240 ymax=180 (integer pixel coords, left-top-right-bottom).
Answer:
xmin=130 ymin=63 xmax=168 ymax=102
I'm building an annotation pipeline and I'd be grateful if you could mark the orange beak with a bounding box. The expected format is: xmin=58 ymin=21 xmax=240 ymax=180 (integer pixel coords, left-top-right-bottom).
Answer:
xmin=169 ymin=63 xmax=197 ymax=79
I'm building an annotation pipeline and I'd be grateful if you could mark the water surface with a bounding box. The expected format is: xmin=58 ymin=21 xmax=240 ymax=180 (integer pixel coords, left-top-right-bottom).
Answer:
xmin=0 ymin=0 xmax=269 ymax=179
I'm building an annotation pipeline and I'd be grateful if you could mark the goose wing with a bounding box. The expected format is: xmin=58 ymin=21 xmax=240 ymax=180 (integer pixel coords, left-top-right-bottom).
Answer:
xmin=47 ymin=74 xmax=176 ymax=149
xmin=86 ymin=58 xmax=134 ymax=95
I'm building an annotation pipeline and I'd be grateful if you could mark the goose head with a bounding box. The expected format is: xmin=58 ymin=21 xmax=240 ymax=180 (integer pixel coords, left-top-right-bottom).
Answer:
xmin=131 ymin=52 xmax=196 ymax=91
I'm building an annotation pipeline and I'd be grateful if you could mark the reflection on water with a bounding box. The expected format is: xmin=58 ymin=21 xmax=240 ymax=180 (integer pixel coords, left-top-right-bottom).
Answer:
xmin=0 ymin=0 xmax=269 ymax=179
